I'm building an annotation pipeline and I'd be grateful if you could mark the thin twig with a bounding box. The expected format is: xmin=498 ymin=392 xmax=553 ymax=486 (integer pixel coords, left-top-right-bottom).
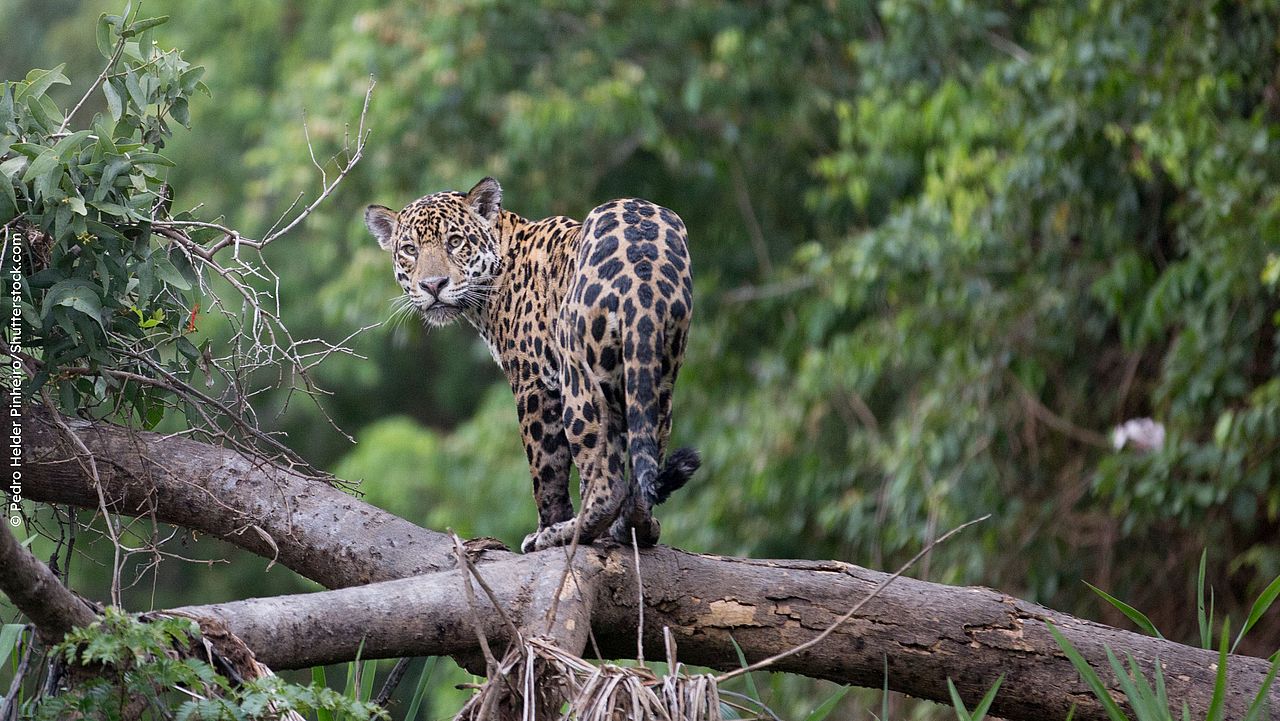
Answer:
xmin=542 ymin=511 xmax=588 ymax=634
xmin=59 ymin=36 xmax=127 ymax=134
xmin=1012 ymin=376 xmax=1111 ymax=448
xmin=372 ymin=657 xmax=413 ymax=708
xmin=449 ymin=532 xmax=521 ymax=645
xmin=40 ymin=390 xmax=123 ymax=606
xmin=631 ymin=527 xmax=645 ymax=667
xmin=715 ymin=514 xmax=990 ymax=682
xmin=449 ymin=532 xmax=501 ymax=677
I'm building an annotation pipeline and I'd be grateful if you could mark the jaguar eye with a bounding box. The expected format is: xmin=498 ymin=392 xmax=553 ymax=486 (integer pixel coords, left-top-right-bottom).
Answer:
xmin=399 ymin=243 xmax=418 ymax=258
xmin=445 ymin=234 xmax=464 ymax=251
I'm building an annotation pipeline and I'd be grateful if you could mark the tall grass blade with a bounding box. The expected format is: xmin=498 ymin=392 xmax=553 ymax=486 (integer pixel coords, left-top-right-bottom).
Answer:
xmin=1153 ymin=653 xmax=1169 ymax=711
xmin=345 ymin=638 xmax=367 ymax=700
xmin=729 ymin=635 xmax=761 ymax=702
xmin=1104 ymin=649 xmax=1151 ymax=717
xmin=403 ymin=657 xmax=438 ymax=721
xmin=1242 ymin=651 xmax=1279 ymax=721
xmin=803 ymin=685 xmax=850 ymax=721
xmin=1047 ymin=623 xmax=1129 ymax=721
xmin=946 ymin=678 xmax=974 ymax=721
xmin=881 ymin=655 xmax=890 ymax=721
xmin=1206 ymin=618 xmax=1230 ymax=721
xmin=1087 ymin=581 xmax=1165 ymax=639
xmin=1198 ymin=551 xmax=1211 ymax=649
xmin=312 ymin=665 xmax=333 ymax=721
xmin=359 ymin=659 xmax=378 ymax=702
xmin=1232 ymin=574 xmax=1280 ymax=654
xmin=970 ymin=675 xmax=1004 ymax=720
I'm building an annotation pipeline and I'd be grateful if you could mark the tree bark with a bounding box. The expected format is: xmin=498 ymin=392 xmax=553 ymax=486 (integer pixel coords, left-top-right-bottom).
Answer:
xmin=18 ymin=408 xmax=1280 ymax=720
xmin=24 ymin=407 xmax=460 ymax=586
xmin=0 ymin=523 xmax=96 ymax=642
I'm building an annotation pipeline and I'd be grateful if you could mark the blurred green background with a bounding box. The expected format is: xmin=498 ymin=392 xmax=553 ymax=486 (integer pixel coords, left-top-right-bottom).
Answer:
xmin=4 ymin=0 xmax=1279 ymax=717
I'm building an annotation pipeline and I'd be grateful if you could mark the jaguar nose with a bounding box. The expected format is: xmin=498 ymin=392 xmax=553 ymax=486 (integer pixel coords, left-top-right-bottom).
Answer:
xmin=419 ymin=276 xmax=449 ymax=297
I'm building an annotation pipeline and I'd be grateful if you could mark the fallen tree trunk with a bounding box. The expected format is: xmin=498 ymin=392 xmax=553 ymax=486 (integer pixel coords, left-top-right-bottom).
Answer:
xmin=20 ymin=407 xmax=1280 ymax=720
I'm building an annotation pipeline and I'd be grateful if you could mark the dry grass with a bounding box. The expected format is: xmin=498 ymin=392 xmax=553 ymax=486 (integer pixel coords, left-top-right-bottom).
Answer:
xmin=453 ymin=635 xmax=749 ymax=721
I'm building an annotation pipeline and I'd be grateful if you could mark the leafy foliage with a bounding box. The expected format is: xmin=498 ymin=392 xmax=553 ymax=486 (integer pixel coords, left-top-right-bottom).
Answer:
xmin=2 ymin=7 xmax=206 ymax=423
xmin=30 ymin=607 xmax=387 ymax=721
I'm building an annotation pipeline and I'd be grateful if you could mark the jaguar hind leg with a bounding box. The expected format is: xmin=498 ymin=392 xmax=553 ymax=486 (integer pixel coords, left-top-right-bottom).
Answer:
xmin=523 ymin=361 xmax=627 ymax=551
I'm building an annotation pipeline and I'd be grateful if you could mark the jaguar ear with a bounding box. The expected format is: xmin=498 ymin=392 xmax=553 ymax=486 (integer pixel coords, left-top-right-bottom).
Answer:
xmin=364 ymin=204 xmax=397 ymax=251
xmin=465 ymin=177 xmax=502 ymax=225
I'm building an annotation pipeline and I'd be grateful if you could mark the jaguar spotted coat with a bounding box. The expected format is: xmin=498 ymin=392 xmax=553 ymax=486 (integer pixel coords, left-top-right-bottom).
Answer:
xmin=365 ymin=178 xmax=698 ymax=552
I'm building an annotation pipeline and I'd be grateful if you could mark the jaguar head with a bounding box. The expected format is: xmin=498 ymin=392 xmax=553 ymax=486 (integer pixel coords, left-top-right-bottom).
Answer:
xmin=365 ymin=177 xmax=504 ymax=326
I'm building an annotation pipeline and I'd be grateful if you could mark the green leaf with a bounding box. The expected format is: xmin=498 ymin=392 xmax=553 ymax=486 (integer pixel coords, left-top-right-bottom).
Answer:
xmin=67 ymin=196 xmax=87 ymax=216
xmin=34 ymin=94 xmax=64 ymax=127
xmin=16 ymin=64 xmax=69 ymax=102
xmin=881 ymin=656 xmax=890 ymax=721
xmin=96 ymin=14 xmax=116 ymax=59
xmin=124 ymin=72 xmax=147 ymax=109
xmin=359 ymin=659 xmax=376 ymax=702
xmin=403 ymin=657 xmax=437 ymax=721
xmin=53 ymin=130 xmax=92 ymax=159
xmin=155 ymin=258 xmax=192 ymax=291
xmin=103 ymin=79 xmax=123 ymax=121
xmin=0 ymin=624 xmax=24 ymax=666
xmin=170 ymin=96 xmax=189 ymax=127
xmin=44 ymin=279 xmax=105 ymax=329
xmin=0 ymin=157 xmax=25 ymax=215
xmin=94 ymin=115 xmax=117 ymax=155
xmin=176 ymin=336 xmax=200 ymax=361
xmin=143 ymin=400 xmax=165 ymax=429
xmin=1232 ymin=574 xmax=1280 ymax=653
xmin=95 ymin=156 xmax=132 ymax=202
xmin=128 ymin=151 xmax=175 ymax=167
xmin=0 ymin=156 xmax=27 ymax=180
xmin=179 ymin=66 xmax=206 ymax=94
xmin=1086 ymin=581 xmax=1165 ymax=639
xmin=21 ymin=148 xmax=59 ymax=184
xmin=0 ymin=179 xmax=17 ymax=221
xmin=122 ymin=15 xmax=169 ymax=37
xmin=313 ymin=665 xmax=333 ymax=721
xmin=88 ymin=200 xmax=132 ymax=219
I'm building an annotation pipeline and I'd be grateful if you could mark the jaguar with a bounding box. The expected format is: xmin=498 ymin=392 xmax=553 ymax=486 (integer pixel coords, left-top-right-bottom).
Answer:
xmin=365 ymin=178 xmax=698 ymax=552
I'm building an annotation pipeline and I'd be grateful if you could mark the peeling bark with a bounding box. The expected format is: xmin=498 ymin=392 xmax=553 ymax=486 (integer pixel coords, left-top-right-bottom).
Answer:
xmin=17 ymin=408 xmax=1280 ymax=720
